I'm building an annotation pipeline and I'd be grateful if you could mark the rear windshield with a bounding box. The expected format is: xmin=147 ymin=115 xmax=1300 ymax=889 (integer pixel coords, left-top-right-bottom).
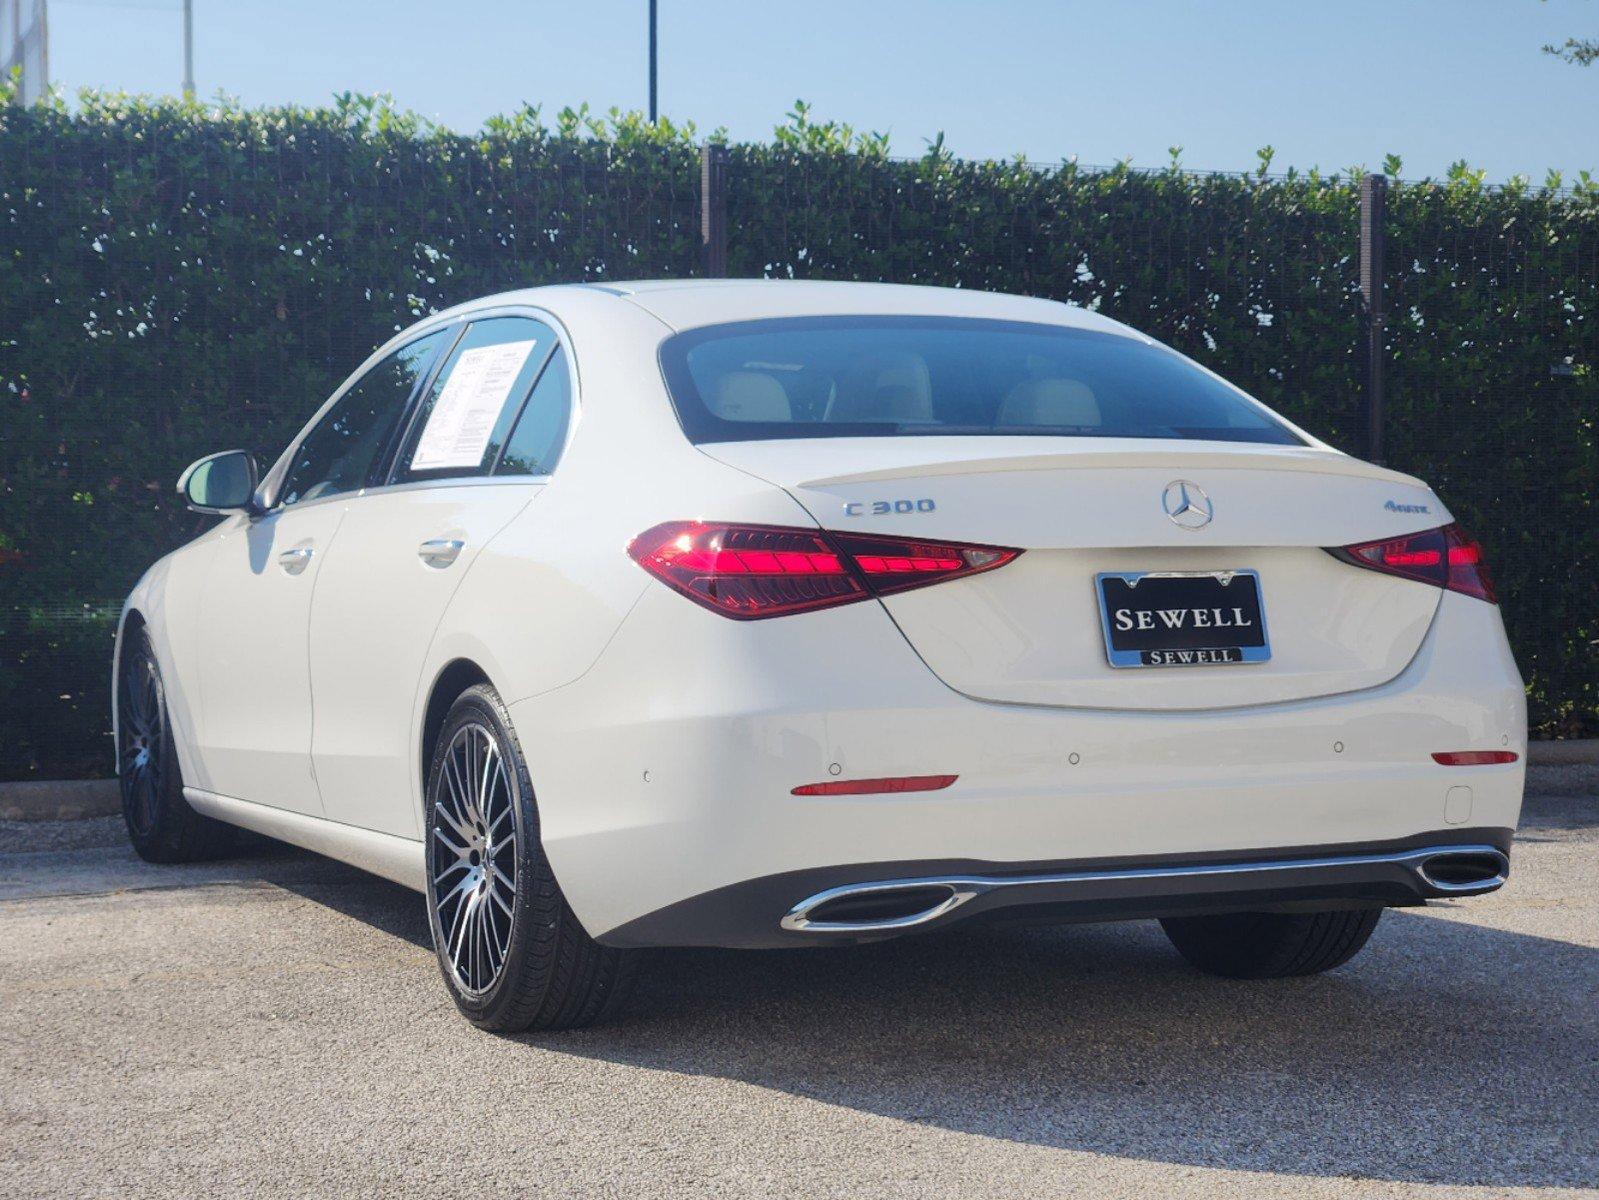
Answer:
xmin=658 ymin=317 xmax=1303 ymax=446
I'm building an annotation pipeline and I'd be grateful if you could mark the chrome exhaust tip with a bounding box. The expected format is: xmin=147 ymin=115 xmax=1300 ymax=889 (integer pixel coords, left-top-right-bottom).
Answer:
xmin=780 ymin=880 xmax=980 ymax=933
xmin=1413 ymin=848 xmax=1510 ymax=894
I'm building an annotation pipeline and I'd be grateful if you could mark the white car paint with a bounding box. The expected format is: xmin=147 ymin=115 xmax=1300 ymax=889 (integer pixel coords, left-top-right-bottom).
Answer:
xmin=704 ymin=438 xmax=1448 ymax=709
xmin=307 ymin=479 xmax=536 ymax=839
xmin=515 ymin=584 xmax=1522 ymax=941
xmin=116 ymin=279 xmax=1527 ymax=945
xmin=194 ymin=502 xmax=346 ymax=816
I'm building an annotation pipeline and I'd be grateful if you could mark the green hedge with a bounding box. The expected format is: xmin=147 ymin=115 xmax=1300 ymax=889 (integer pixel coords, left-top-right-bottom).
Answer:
xmin=1 ymin=94 xmax=1594 ymax=779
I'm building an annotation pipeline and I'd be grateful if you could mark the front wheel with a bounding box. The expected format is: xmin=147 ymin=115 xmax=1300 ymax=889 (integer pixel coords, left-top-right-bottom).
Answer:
xmin=424 ymin=684 xmax=636 ymax=1031
xmin=1160 ymin=908 xmax=1383 ymax=979
xmin=117 ymin=625 xmax=234 ymax=863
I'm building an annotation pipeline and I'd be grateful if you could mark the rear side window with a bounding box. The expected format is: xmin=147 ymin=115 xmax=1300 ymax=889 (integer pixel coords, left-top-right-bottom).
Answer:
xmin=495 ymin=350 xmax=572 ymax=477
xmin=279 ymin=330 xmax=448 ymax=507
xmin=658 ymin=317 xmax=1302 ymax=446
xmin=391 ymin=317 xmax=559 ymax=483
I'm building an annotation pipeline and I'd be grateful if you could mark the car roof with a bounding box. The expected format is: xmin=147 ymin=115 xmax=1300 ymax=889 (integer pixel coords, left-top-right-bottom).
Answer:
xmin=433 ymin=279 xmax=1142 ymax=339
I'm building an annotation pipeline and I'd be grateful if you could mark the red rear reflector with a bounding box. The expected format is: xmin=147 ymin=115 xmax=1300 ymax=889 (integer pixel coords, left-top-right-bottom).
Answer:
xmin=629 ymin=522 xmax=1020 ymax=619
xmin=1432 ymin=751 xmax=1519 ymax=766
xmin=1329 ymin=522 xmax=1496 ymax=604
xmin=791 ymin=774 xmax=959 ymax=796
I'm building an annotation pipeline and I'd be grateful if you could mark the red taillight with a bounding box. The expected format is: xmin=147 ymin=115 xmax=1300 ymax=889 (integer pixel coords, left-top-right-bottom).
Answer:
xmin=831 ymin=530 xmax=1019 ymax=596
xmin=1441 ymin=528 xmax=1496 ymax=603
xmin=792 ymin=774 xmax=959 ymax=796
xmin=1329 ymin=522 xmax=1496 ymax=604
xmin=628 ymin=522 xmax=1021 ymax=620
xmin=1432 ymin=750 xmax=1519 ymax=766
xmin=628 ymin=523 xmax=862 ymax=619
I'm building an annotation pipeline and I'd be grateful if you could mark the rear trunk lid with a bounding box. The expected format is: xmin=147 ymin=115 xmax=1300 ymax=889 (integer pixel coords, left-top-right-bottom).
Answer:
xmin=700 ymin=437 xmax=1450 ymax=710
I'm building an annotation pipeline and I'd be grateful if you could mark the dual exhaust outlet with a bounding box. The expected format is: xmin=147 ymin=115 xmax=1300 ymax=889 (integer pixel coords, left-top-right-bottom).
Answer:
xmin=779 ymin=844 xmax=1510 ymax=935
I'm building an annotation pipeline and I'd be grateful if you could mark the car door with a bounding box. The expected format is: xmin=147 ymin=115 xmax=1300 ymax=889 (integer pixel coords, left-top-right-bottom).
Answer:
xmin=308 ymin=315 xmax=572 ymax=838
xmin=192 ymin=330 xmax=449 ymax=814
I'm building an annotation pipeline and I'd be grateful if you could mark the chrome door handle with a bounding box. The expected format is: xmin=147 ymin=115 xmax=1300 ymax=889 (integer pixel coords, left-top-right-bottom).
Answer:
xmin=277 ymin=546 xmax=315 ymax=575
xmin=418 ymin=537 xmax=465 ymax=568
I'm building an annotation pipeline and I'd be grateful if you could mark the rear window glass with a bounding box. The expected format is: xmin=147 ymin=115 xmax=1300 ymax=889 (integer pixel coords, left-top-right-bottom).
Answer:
xmin=658 ymin=317 xmax=1302 ymax=446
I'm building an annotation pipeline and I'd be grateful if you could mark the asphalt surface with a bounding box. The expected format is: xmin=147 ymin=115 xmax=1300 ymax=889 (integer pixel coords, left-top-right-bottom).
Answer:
xmin=2 ymin=771 xmax=1596 ymax=1199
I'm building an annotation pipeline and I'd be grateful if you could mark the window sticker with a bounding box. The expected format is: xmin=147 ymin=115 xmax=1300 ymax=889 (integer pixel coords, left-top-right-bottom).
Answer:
xmin=410 ymin=339 xmax=538 ymax=470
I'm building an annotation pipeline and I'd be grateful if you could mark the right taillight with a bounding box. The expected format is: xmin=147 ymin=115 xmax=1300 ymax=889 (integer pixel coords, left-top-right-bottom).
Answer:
xmin=1328 ymin=522 xmax=1496 ymax=604
xmin=628 ymin=521 xmax=1021 ymax=620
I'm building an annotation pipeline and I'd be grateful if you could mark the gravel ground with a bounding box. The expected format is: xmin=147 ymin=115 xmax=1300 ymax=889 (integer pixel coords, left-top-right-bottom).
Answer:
xmin=1 ymin=776 xmax=1595 ymax=1199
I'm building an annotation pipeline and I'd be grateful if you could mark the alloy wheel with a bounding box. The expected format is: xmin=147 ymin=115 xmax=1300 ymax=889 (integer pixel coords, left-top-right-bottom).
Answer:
xmin=119 ymin=642 xmax=166 ymax=837
xmin=430 ymin=722 xmax=518 ymax=996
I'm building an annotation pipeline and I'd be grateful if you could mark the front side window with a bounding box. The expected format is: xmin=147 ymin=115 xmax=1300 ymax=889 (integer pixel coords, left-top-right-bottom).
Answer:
xmin=279 ymin=330 xmax=447 ymax=507
xmin=391 ymin=317 xmax=558 ymax=483
xmin=658 ymin=317 xmax=1303 ymax=446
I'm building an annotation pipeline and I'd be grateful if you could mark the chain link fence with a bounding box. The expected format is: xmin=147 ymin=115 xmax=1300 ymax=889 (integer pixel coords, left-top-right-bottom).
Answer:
xmin=2 ymin=104 xmax=1594 ymax=780
xmin=1380 ymin=180 xmax=1598 ymax=740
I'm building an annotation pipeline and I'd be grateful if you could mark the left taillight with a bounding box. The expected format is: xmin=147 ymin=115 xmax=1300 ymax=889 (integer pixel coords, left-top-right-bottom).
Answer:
xmin=628 ymin=521 xmax=1021 ymax=620
xmin=1328 ymin=522 xmax=1497 ymax=604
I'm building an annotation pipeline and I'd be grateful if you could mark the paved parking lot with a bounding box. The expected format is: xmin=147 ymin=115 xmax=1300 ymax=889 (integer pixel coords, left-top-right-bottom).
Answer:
xmin=3 ymin=769 xmax=1596 ymax=1199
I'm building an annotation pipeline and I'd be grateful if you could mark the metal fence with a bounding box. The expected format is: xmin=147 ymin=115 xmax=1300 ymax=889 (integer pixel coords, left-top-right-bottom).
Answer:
xmin=711 ymin=147 xmax=1597 ymax=741
xmin=1 ymin=118 xmax=1594 ymax=781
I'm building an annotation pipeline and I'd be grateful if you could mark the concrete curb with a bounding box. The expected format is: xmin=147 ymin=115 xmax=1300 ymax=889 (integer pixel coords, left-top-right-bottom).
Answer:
xmin=0 ymin=779 xmax=120 ymax=822
xmin=3 ymin=739 xmax=1596 ymax=820
xmin=1527 ymin=738 xmax=1599 ymax=766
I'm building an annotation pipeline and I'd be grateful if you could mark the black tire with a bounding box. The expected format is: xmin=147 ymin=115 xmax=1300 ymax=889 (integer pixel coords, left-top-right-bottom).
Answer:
xmin=424 ymin=683 xmax=636 ymax=1032
xmin=117 ymin=624 xmax=235 ymax=863
xmin=1160 ymin=908 xmax=1383 ymax=979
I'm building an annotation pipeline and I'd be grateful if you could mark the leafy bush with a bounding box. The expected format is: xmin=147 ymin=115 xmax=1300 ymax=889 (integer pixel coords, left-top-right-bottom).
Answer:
xmin=0 ymin=92 xmax=1593 ymax=778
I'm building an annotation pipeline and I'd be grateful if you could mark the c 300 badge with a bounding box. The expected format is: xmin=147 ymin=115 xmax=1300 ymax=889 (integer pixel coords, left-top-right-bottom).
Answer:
xmin=843 ymin=498 xmax=937 ymax=516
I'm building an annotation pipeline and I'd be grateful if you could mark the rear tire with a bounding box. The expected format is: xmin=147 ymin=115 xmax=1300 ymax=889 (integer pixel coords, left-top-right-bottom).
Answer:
xmin=424 ymin=683 xmax=636 ymax=1032
xmin=1160 ymin=908 xmax=1383 ymax=979
xmin=117 ymin=625 xmax=235 ymax=863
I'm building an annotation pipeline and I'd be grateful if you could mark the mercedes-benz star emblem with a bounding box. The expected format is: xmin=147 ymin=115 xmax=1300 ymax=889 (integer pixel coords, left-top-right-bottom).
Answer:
xmin=1162 ymin=480 xmax=1213 ymax=530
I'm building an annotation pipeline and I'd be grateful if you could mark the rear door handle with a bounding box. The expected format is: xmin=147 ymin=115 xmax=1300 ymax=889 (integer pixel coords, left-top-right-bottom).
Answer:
xmin=277 ymin=546 xmax=315 ymax=575
xmin=418 ymin=537 xmax=465 ymax=568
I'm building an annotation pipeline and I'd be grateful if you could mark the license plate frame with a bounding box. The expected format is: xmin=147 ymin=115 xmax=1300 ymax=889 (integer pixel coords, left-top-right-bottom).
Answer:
xmin=1094 ymin=570 xmax=1271 ymax=669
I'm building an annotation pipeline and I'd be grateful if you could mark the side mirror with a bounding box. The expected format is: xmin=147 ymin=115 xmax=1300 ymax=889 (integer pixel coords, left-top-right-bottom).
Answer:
xmin=177 ymin=450 xmax=260 ymax=516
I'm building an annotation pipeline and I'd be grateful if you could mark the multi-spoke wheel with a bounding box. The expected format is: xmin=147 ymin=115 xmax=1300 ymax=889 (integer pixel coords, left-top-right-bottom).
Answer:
xmin=118 ymin=631 xmax=167 ymax=839
xmin=116 ymin=624 xmax=233 ymax=863
xmin=430 ymin=722 xmax=518 ymax=996
xmin=423 ymin=684 xmax=637 ymax=1031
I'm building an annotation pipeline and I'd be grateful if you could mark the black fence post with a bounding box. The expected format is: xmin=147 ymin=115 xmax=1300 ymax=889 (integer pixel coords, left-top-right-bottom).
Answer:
xmin=700 ymin=142 xmax=728 ymax=278
xmin=1359 ymin=173 xmax=1387 ymax=464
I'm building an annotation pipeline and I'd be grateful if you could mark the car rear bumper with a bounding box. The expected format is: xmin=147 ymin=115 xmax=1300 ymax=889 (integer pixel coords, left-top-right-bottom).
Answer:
xmin=601 ymin=834 xmax=1512 ymax=948
xmin=511 ymin=587 xmax=1526 ymax=947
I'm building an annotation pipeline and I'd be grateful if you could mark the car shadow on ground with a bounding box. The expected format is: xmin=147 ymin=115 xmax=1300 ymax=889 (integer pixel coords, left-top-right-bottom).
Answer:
xmin=276 ymin=853 xmax=1598 ymax=1191
xmin=580 ymin=918 xmax=1597 ymax=1188
xmin=253 ymin=850 xmax=434 ymax=950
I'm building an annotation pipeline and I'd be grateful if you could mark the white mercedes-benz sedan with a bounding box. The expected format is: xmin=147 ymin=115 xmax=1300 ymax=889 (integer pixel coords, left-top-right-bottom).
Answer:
xmin=114 ymin=280 xmax=1526 ymax=1030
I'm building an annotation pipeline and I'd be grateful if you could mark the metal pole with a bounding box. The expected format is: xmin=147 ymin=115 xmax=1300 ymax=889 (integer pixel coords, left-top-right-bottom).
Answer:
xmin=1359 ymin=173 xmax=1387 ymax=464
xmin=181 ymin=0 xmax=194 ymax=100
xmin=700 ymin=142 xmax=728 ymax=277
xmin=40 ymin=0 xmax=50 ymax=100
xmin=647 ymin=0 xmax=657 ymax=122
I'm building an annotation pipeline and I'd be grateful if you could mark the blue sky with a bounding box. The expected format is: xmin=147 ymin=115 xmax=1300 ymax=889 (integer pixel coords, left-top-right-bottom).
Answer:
xmin=45 ymin=0 xmax=1599 ymax=180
